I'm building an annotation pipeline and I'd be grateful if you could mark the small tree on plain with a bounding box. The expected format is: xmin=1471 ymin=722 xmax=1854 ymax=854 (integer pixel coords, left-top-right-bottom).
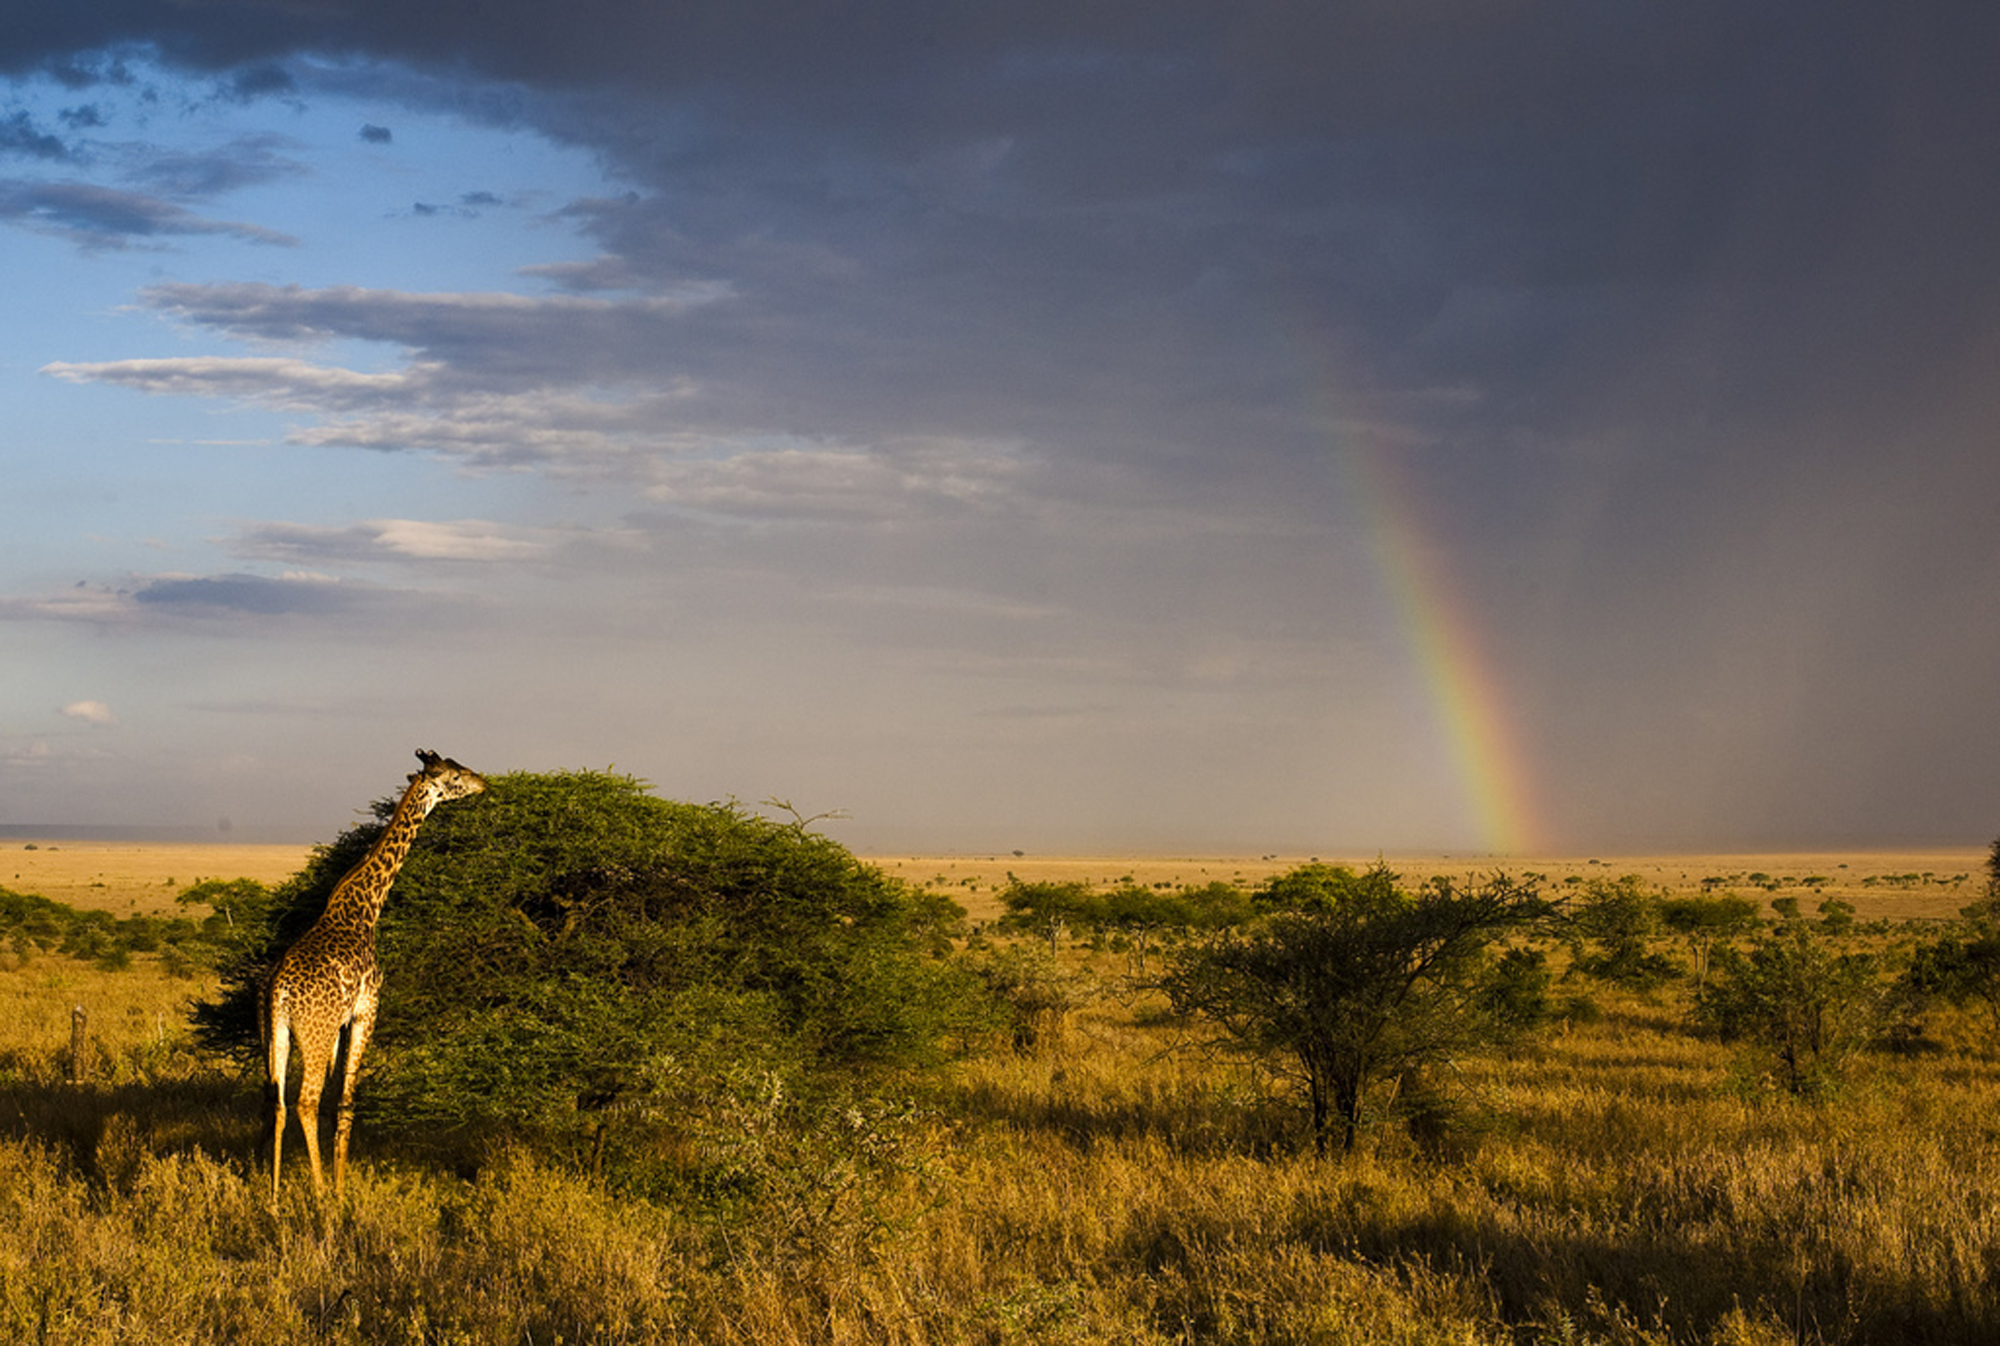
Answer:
xmin=1698 ymin=905 xmax=1883 ymax=1098
xmin=995 ymin=880 xmax=1092 ymax=952
xmin=1658 ymin=893 xmax=1760 ymax=996
xmin=1158 ymin=863 xmax=1555 ymax=1155
xmin=1567 ymin=874 xmax=1679 ymax=989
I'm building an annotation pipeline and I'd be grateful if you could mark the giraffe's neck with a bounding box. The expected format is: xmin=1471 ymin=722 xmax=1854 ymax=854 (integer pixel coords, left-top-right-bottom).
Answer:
xmin=315 ymin=778 xmax=438 ymax=937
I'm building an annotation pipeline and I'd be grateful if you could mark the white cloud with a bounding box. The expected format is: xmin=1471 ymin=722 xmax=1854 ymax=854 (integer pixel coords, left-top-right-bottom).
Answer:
xmin=281 ymin=386 xmax=701 ymax=468
xmin=60 ymin=700 xmax=117 ymax=724
xmin=44 ymin=355 xmax=702 ymax=470
xmin=645 ymin=439 xmax=1030 ymax=522
xmin=42 ymin=356 xmax=420 ymax=409
xmin=135 ymin=280 xmax=730 ymax=351
xmin=0 ymin=584 xmax=134 ymax=622
xmin=1 ymin=740 xmax=54 ymax=766
xmin=227 ymin=518 xmax=559 ymax=564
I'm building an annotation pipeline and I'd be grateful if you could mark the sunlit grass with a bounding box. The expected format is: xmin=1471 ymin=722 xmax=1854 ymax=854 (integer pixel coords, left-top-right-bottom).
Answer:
xmin=5 ymin=941 xmax=2000 ymax=1342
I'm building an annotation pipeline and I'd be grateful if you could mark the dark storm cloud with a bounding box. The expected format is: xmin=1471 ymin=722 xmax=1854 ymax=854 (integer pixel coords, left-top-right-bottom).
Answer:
xmin=221 ymin=61 xmax=293 ymax=100
xmin=7 ymin=8 xmax=1993 ymax=393
xmin=0 ymin=110 xmax=69 ymax=159
xmin=8 ymin=2 xmax=2000 ymax=846
xmin=5 ymin=6 xmax=1982 ymax=457
xmin=45 ymin=3 xmax=1995 ymax=519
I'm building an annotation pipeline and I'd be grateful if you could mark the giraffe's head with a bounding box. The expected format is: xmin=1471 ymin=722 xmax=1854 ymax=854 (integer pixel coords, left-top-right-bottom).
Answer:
xmin=411 ymin=749 xmax=488 ymax=809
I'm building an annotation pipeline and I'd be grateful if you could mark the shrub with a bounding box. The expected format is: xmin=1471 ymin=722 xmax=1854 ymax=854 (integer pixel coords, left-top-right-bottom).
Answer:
xmin=1159 ymin=863 xmax=1555 ymax=1154
xmin=996 ymin=877 xmax=1252 ymax=972
xmin=1904 ymin=878 xmax=2000 ymax=1033
xmin=1566 ymin=874 xmax=1679 ymax=989
xmin=960 ymin=942 xmax=1094 ymax=1052
xmin=1698 ymin=911 xmax=1884 ymax=1098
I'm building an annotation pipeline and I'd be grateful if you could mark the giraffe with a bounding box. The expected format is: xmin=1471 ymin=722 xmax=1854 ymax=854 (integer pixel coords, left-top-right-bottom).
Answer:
xmin=259 ymin=749 xmax=486 ymax=1203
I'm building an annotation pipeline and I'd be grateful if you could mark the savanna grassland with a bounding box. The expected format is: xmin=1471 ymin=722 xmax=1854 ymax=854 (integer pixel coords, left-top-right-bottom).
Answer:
xmin=3 ymin=841 xmax=312 ymax=915
xmin=2 ymin=840 xmax=1997 ymax=1345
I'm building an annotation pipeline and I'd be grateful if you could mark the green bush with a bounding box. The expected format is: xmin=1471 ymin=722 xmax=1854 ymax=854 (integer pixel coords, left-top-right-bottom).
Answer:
xmin=1566 ymin=874 xmax=1680 ymax=989
xmin=0 ymin=888 xmax=204 ymax=968
xmin=1699 ymin=912 xmax=1884 ymax=1098
xmin=1160 ymin=863 xmax=1555 ymax=1154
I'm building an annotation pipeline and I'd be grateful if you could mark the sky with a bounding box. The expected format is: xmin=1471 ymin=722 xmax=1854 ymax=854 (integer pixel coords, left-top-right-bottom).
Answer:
xmin=1 ymin=3 xmax=1997 ymax=855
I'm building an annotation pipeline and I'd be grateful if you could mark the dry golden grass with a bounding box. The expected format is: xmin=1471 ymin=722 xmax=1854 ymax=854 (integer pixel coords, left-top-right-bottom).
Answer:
xmin=2 ymin=839 xmax=1994 ymax=1341
xmin=2 ymin=841 xmax=312 ymax=915
xmin=5 ymin=937 xmax=2000 ymax=1344
xmin=0 ymin=956 xmax=220 ymax=1062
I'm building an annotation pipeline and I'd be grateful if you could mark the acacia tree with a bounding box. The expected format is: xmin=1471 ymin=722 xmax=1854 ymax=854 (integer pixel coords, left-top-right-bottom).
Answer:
xmin=1158 ymin=863 xmax=1554 ymax=1155
xmin=1658 ymin=892 xmax=1761 ymax=995
xmin=995 ymin=880 xmax=1092 ymax=951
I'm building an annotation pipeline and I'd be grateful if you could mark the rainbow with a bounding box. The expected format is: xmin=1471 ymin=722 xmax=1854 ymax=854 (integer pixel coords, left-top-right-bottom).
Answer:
xmin=1288 ymin=313 xmax=1543 ymax=854
xmin=1338 ymin=435 xmax=1543 ymax=855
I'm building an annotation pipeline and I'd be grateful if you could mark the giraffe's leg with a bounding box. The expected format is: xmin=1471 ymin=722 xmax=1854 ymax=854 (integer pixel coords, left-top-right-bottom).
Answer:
xmin=332 ymin=999 xmax=377 ymax=1199
xmin=294 ymin=1043 xmax=330 ymax=1200
xmin=265 ymin=997 xmax=291 ymax=1206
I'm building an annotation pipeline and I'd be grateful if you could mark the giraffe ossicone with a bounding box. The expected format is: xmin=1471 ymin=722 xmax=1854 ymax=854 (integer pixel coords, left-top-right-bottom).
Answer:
xmin=259 ymin=748 xmax=486 ymax=1204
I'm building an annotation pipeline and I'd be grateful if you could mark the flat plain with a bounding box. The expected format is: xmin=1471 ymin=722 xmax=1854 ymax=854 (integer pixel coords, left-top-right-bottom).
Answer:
xmin=5 ymin=838 xmax=1983 ymax=923
xmin=2 ymin=840 xmax=314 ymax=914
